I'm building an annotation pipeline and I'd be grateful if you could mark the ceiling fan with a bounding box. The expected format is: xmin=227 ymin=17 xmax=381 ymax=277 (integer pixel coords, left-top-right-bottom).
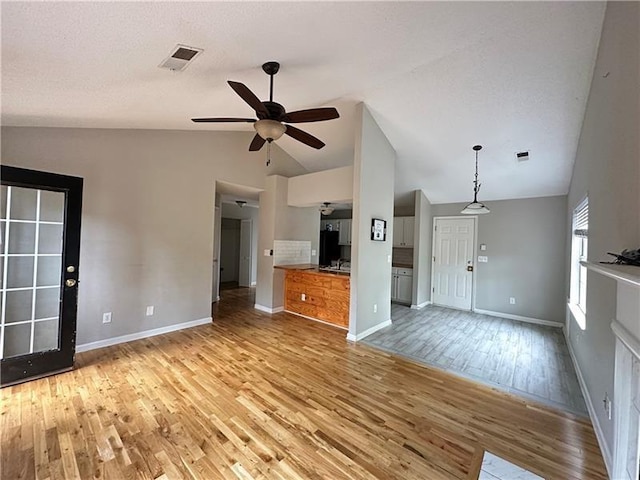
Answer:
xmin=192 ymin=61 xmax=339 ymax=152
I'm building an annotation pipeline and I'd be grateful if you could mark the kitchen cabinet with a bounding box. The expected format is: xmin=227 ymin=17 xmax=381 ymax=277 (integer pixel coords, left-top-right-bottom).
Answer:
xmin=337 ymin=219 xmax=352 ymax=246
xmin=393 ymin=216 xmax=415 ymax=248
xmin=391 ymin=267 xmax=413 ymax=304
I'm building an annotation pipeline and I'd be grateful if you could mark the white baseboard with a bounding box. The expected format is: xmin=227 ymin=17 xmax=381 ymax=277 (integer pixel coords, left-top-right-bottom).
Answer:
xmin=473 ymin=308 xmax=562 ymax=328
xmin=411 ymin=301 xmax=431 ymax=310
xmin=346 ymin=319 xmax=392 ymax=342
xmin=565 ymin=331 xmax=613 ymax=477
xmin=285 ymin=310 xmax=348 ymax=330
xmin=76 ymin=317 xmax=212 ymax=353
xmin=254 ymin=304 xmax=284 ymax=314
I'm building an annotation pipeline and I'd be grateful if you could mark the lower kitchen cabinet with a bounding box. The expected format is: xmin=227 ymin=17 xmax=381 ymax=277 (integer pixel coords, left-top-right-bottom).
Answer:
xmin=391 ymin=267 xmax=413 ymax=304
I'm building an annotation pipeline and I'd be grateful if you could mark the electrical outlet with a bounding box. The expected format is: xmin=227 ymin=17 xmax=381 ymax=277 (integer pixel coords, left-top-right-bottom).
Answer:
xmin=387 ymin=255 xmax=391 ymax=263
xmin=311 ymin=249 xmax=316 ymax=256
xmin=102 ymin=312 xmax=112 ymax=324
xmin=373 ymin=304 xmax=377 ymax=313
xmin=301 ymin=293 xmax=306 ymax=301
xmin=509 ymin=297 xmax=516 ymax=305
xmin=146 ymin=305 xmax=154 ymax=316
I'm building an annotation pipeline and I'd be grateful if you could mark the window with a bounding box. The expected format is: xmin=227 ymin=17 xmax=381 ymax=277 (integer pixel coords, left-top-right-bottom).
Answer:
xmin=569 ymin=197 xmax=588 ymax=329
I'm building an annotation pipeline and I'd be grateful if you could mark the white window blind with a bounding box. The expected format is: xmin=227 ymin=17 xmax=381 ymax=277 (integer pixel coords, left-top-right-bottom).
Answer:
xmin=573 ymin=198 xmax=588 ymax=238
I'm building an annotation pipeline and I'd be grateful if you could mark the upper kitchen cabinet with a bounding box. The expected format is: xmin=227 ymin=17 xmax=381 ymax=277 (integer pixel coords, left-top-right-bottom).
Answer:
xmin=393 ymin=216 xmax=414 ymax=248
xmin=337 ymin=219 xmax=352 ymax=246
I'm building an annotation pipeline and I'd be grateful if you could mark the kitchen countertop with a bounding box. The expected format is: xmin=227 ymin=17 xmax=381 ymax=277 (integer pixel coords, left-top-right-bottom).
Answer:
xmin=274 ymin=264 xmax=350 ymax=277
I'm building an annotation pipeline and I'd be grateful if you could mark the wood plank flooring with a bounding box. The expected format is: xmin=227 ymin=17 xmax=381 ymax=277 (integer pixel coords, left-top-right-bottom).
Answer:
xmin=364 ymin=304 xmax=587 ymax=415
xmin=1 ymin=288 xmax=607 ymax=479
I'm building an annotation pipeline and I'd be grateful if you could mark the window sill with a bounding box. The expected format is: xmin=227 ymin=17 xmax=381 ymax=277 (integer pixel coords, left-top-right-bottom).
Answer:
xmin=568 ymin=302 xmax=586 ymax=330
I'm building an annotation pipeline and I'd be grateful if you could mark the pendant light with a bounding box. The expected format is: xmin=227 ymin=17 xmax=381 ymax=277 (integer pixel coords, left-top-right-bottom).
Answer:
xmin=461 ymin=145 xmax=490 ymax=215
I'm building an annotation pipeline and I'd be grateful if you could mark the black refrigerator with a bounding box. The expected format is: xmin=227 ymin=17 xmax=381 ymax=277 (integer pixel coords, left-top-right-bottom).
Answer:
xmin=319 ymin=230 xmax=340 ymax=266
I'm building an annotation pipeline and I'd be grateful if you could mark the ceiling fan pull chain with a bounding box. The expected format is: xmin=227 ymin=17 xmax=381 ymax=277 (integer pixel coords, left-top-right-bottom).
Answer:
xmin=266 ymin=140 xmax=271 ymax=166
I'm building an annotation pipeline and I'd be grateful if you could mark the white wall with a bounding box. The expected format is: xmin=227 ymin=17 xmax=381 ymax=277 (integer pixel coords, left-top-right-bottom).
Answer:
xmin=287 ymin=166 xmax=354 ymax=207
xmin=565 ymin=1 xmax=639 ymax=471
xmin=221 ymin=203 xmax=259 ymax=285
xmin=1 ymin=127 xmax=307 ymax=345
xmin=349 ymin=104 xmax=396 ymax=340
xmin=412 ymin=190 xmax=432 ymax=308
xmin=431 ymin=196 xmax=568 ymax=323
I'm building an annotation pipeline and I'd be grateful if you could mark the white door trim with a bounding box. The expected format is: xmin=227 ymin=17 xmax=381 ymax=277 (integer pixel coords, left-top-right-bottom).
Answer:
xmin=430 ymin=215 xmax=478 ymax=311
xmin=239 ymin=219 xmax=252 ymax=288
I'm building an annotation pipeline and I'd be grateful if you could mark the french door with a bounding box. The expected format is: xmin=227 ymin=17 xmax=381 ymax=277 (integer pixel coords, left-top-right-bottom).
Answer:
xmin=0 ymin=165 xmax=82 ymax=387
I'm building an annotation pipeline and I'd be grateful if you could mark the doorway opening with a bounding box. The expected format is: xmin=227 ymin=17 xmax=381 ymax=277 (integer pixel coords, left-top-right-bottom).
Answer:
xmin=212 ymin=181 xmax=261 ymax=305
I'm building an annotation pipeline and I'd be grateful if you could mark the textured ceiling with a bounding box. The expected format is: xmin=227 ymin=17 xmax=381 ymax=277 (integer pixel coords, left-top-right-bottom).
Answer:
xmin=1 ymin=2 xmax=605 ymax=205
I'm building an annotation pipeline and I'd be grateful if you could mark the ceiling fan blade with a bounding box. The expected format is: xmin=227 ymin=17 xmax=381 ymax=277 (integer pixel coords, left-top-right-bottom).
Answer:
xmin=249 ymin=133 xmax=266 ymax=151
xmin=228 ymin=81 xmax=269 ymax=117
xmin=191 ymin=117 xmax=256 ymax=123
xmin=284 ymin=125 xmax=325 ymax=149
xmin=284 ymin=107 xmax=340 ymax=124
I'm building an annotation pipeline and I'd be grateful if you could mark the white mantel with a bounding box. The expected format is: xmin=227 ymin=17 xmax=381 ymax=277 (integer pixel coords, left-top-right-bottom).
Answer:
xmin=583 ymin=261 xmax=640 ymax=480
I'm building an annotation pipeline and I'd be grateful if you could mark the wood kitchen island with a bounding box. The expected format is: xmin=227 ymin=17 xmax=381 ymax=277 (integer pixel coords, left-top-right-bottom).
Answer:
xmin=275 ymin=264 xmax=350 ymax=329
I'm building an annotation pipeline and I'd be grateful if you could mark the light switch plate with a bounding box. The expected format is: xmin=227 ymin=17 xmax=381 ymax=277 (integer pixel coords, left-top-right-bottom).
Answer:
xmin=480 ymin=244 xmax=487 ymax=251
xmin=478 ymin=256 xmax=488 ymax=263
xmin=264 ymin=249 xmax=271 ymax=256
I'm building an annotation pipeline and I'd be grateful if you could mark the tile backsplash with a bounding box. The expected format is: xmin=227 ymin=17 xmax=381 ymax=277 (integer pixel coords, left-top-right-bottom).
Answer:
xmin=274 ymin=240 xmax=311 ymax=265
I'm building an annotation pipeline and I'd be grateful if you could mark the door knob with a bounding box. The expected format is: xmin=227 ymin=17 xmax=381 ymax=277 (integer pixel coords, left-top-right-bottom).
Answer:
xmin=65 ymin=279 xmax=77 ymax=287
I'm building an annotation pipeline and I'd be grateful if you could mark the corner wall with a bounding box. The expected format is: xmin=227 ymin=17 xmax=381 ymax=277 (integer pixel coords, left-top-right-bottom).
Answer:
xmin=349 ymin=104 xmax=396 ymax=340
xmin=565 ymin=1 xmax=640 ymax=471
xmin=412 ymin=190 xmax=432 ymax=308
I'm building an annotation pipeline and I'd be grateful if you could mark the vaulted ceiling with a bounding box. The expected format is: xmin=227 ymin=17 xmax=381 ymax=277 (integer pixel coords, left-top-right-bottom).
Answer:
xmin=1 ymin=2 xmax=605 ymax=205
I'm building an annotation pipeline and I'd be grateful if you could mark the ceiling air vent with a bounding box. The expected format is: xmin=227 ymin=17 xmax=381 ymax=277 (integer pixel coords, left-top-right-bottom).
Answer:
xmin=516 ymin=151 xmax=530 ymax=162
xmin=159 ymin=44 xmax=203 ymax=72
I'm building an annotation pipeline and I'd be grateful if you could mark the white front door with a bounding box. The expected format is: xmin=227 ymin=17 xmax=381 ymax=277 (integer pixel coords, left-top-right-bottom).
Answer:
xmin=432 ymin=217 xmax=475 ymax=310
xmin=238 ymin=219 xmax=252 ymax=287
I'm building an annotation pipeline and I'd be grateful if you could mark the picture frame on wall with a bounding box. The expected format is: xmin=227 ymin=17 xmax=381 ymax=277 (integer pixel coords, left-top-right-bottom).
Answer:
xmin=371 ymin=218 xmax=387 ymax=241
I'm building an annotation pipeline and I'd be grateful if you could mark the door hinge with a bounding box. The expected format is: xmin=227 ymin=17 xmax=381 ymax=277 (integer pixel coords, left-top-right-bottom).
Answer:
xmin=432 ymin=287 xmax=435 ymax=293
xmin=433 ymin=256 xmax=435 ymax=262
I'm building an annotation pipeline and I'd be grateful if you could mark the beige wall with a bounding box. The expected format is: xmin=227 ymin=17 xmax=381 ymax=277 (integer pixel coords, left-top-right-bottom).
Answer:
xmin=1 ymin=127 xmax=307 ymax=345
xmin=565 ymin=1 xmax=639 ymax=469
xmin=349 ymin=104 xmax=396 ymax=339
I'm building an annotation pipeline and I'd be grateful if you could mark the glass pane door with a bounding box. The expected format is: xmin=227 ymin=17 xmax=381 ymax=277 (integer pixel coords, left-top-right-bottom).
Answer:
xmin=1 ymin=186 xmax=65 ymax=359
xmin=1 ymin=165 xmax=82 ymax=387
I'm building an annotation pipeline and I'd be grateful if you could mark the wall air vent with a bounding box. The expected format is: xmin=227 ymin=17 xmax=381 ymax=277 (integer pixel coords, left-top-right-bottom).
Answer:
xmin=159 ymin=44 xmax=203 ymax=72
xmin=516 ymin=151 xmax=530 ymax=162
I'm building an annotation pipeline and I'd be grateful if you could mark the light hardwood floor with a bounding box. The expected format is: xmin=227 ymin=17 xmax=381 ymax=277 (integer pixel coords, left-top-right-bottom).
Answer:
xmin=1 ymin=288 xmax=607 ymax=479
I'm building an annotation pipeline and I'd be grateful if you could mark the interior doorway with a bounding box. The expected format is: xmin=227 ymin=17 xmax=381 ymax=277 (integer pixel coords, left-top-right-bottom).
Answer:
xmin=213 ymin=181 xmax=262 ymax=303
xmin=431 ymin=216 xmax=477 ymax=310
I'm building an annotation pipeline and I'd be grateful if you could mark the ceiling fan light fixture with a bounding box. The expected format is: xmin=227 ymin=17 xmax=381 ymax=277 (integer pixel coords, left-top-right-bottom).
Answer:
xmin=319 ymin=202 xmax=334 ymax=215
xmin=254 ymin=119 xmax=286 ymax=141
xmin=461 ymin=145 xmax=490 ymax=215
